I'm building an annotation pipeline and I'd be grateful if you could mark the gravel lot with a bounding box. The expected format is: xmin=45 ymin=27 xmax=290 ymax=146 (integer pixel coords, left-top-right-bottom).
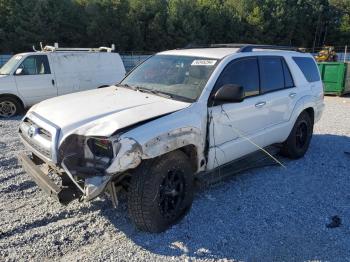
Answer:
xmin=0 ymin=96 xmax=349 ymax=261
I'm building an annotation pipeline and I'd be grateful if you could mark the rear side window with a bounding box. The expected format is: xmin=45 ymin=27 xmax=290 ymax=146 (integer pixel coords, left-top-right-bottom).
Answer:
xmin=259 ymin=57 xmax=285 ymax=93
xmin=292 ymin=57 xmax=320 ymax=82
xmin=215 ymin=57 xmax=259 ymax=97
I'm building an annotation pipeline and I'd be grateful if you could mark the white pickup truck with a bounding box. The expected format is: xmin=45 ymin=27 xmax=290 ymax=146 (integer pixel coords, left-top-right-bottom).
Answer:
xmin=18 ymin=44 xmax=325 ymax=233
xmin=0 ymin=45 xmax=125 ymax=117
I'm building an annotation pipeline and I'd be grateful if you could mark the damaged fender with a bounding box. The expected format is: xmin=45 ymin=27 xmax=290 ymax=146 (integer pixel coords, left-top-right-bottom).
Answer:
xmin=105 ymin=126 xmax=204 ymax=175
xmin=105 ymin=138 xmax=143 ymax=174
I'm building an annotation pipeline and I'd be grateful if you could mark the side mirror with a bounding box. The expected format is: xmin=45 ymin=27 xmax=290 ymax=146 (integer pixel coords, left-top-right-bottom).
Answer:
xmin=15 ymin=68 xmax=23 ymax=75
xmin=212 ymin=84 xmax=245 ymax=105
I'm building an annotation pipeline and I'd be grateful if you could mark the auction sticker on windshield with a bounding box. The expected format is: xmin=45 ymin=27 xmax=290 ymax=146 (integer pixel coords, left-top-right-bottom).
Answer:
xmin=191 ymin=60 xmax=217 ymax=66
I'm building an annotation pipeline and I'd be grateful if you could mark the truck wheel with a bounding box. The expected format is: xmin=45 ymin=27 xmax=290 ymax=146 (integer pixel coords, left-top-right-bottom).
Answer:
xmin=127 ymin=150 xmax=194 ymax=233
xmin=281 ymin=112 xmax=313 ymax=159
xmin=0 ymin=97 xmax=23 ymax=118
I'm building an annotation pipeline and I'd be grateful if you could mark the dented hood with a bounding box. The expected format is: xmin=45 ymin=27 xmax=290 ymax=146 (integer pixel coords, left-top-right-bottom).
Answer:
xmin=30 ymin=86 xmax=190 ymax=139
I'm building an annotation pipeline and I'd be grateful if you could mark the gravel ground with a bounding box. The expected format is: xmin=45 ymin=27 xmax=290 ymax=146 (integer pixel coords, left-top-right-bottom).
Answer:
xmin=0 ymin=96 xmax=349 ymax=262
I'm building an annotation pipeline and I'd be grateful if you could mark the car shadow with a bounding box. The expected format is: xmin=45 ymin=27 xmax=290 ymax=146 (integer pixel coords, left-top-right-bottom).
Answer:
xmin=98 ymin=133 xmax=350 ymax=261
xmin=0 ymin=115 xmax=23 ymax=122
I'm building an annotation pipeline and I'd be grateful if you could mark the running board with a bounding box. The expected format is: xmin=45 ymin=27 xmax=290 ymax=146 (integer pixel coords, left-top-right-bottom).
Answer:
xmin=196 ymin=146 xmax=281 ymax=187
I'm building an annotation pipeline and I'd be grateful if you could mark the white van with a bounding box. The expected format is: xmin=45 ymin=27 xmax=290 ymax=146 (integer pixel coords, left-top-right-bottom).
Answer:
xmin=0 ymin=45 xmax=126 ymax=117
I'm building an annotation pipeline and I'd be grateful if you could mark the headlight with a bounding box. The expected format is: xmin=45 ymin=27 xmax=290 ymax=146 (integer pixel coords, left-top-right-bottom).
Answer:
xmin=87 ymin=138 xmax=114 ymax=159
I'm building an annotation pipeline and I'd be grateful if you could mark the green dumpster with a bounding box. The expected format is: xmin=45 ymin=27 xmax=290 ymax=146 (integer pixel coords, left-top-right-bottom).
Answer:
xmin=317 ymin=62 xmax=350 ymax=96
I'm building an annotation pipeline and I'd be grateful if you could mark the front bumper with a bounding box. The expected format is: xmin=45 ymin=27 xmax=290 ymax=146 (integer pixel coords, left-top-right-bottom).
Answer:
xmin=18 ymin=153 xmax=81 ymax=205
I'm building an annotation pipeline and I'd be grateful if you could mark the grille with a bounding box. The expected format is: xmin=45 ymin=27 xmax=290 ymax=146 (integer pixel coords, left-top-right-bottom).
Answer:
xmin=38 ymin=128 xmax=52 ymax=140
xmin=20 ymin=130 xmax=51 ymax=158
xmin=20 ymin=117 xmax=53 ymax=159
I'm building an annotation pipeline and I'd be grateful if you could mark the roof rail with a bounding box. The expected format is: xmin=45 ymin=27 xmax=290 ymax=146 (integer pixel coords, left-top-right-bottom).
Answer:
xmin=34 ymin=42 xmax=116 ymax=53
xmin=183 ymin=43 xmax=302 ymax=52
xmin=237 ymin=44 xmax=301 ymax=52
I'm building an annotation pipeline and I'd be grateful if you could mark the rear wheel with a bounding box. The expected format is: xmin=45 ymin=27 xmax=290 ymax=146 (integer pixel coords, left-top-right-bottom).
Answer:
xmin=281 ymin=112 xmax=313 ymax=159
xmin=127 ymin=150 xmax=194 ymax=233
xmin=0 ymin=97 xmax=23 ymax=118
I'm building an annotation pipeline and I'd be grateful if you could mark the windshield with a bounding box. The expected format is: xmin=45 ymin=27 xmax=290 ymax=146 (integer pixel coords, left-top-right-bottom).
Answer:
xmin=120 ymin=55 xmax=218 ymax=102
xmin=0 ymin=55 xmax=22 ymax=75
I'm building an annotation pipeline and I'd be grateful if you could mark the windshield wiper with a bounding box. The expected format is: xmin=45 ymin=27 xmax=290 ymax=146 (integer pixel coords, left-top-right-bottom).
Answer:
xmin=117 ymin=84 xmax=193 ymax=102
xmin=116 ymin=83 xmax=137 ymax=91
xmin=119 ymin=84 xmax=172 ymax=99
xmin=137 ymin=88 xmax=172 ymax=99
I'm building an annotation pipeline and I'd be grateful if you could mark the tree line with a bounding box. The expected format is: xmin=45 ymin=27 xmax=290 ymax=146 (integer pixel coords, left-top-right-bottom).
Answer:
xmin=0 ymin=0 xmax=349 ymax=53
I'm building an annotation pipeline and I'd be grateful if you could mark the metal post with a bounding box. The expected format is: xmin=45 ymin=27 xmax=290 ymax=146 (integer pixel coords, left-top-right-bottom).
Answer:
xmin=344 ymin=45 xmax=347 ymax=63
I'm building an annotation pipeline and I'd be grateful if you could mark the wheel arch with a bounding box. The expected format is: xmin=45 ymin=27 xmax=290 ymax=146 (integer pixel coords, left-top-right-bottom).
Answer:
xmin=177 ymin=144 xmax=199 ymax=172
xmin=0 ymin=93 xmax=25 ymax=110
xmin=303 ymin=107 xmax=315 ymax=125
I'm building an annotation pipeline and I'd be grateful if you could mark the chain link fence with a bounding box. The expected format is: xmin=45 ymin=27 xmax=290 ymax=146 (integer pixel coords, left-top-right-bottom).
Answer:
xmin=119 ymin=52 xmax=153 ymax=72
xmin=1 ymin=47 xmax=349 ymax=70
xmin=0 ymin=54 xmax=13 ymax=67
xmin=0 ymin=52 xmax=153 ymax=72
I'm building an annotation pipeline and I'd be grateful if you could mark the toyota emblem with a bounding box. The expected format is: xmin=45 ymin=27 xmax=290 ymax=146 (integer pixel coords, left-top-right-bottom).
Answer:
xmin=28 ymin=126 xmax=36 ymax=138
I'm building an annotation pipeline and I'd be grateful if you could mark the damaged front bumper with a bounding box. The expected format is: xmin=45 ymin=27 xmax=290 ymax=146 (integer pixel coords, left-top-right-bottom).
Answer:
xmin=18 ymin=136 xmax=143 ymax=205
xmin=18 ymin=152 xmax=116 ymax=205
xmin=18 ymin=153 xmax=82 ymax=205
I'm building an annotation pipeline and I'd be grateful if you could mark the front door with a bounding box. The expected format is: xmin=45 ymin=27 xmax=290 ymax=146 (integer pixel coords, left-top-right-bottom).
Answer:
xmin=207 ymin=57 xmax=268 ymax=169
xmin=14 ymin=55 xmax=57 ymax=106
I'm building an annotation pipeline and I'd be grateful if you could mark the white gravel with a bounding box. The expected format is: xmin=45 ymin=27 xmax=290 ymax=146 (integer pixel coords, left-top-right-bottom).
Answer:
xmin=0 ymin=96 xmax=350 ymax=261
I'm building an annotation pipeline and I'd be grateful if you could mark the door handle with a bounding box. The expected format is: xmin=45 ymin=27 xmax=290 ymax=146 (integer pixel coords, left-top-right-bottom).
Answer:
xmin=255 ymin=101 xmax=266 ymax=108
xmin=52 ymin=79 xmax=55 ymax=86
xmin=289 ymin=92 xmax=297 ymax=98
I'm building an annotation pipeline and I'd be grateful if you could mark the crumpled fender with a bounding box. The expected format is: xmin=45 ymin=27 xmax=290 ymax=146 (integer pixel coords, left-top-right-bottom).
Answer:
xmin=105 ymin=138 xmax=143 ymax=174
xmin=105 ymin=126 xmax=203 ymax=175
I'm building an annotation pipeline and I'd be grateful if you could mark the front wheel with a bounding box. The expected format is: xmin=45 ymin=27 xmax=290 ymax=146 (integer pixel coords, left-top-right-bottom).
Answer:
xmin=281 ymin=112 xmax=313 ymax=159
xmin=127 ymin=150 xmax=194 ymax=233
xmin=0 ymin=97 xmax=23 ymax=118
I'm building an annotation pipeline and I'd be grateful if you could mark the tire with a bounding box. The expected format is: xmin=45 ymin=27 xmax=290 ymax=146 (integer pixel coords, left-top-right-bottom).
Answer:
xmin=127 ymin=150 xmax=194 ymax=233
xmin=281 ymin=112 xmax=313 ymax=159
xmin=0 ymin=97 xmax=23 ymax=118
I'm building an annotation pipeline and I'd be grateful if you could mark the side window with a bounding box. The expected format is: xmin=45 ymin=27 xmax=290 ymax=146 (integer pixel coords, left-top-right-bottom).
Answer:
xmin=215 ymin=57 xmax=259 ymax=97
xmin=282 ymin=58 xmax=294 ymax=88
xmin=292 ymin=57 xmax=320 ymax=82
xmin=18 ymin=55 xmax=51 ymax=75
xmin=259 ymin=56 xmax=285 ymax=93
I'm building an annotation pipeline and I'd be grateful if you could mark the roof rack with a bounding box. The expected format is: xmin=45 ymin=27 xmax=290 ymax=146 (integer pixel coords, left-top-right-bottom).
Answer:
xmin=183 ymin=43 xmax=302 ymax=52
xmin=237 ymin=44 xmax=301 ymax=52
xmin=33 ymin=42 xmax=116 ymax=53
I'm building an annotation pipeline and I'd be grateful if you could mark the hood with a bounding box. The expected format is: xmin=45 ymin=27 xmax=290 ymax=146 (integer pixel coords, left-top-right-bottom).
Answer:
xmin=30 ymin=86 xmax=190 ymax=139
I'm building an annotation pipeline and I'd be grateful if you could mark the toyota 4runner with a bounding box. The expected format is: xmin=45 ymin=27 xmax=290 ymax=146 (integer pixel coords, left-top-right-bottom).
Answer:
xmin=18 ymin=44 xmax=325 ymax=233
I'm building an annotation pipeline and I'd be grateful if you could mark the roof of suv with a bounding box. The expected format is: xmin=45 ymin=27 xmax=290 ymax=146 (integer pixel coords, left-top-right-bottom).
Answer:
xmin=159 ymin=45 xmax=302 ymax=59
xmin=159 ymin=48 xmax=240 ymax=59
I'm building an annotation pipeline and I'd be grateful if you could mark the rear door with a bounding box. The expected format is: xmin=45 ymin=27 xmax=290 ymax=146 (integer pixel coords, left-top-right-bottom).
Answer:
xmin=257 ymin=56 xmax=299 ymax=130
xmin=14 ymin=55 xmax=57 ymax=105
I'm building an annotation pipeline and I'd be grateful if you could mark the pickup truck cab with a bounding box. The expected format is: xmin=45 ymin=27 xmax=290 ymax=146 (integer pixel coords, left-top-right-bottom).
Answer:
xmin=0 ymin=45 xmax=125 ymax=117
xmin=18 ymin=44 xmax=325 ymax=232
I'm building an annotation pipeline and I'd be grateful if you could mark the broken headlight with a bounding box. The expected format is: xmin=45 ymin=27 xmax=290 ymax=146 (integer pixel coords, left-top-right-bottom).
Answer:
xmin=87 ymin=138 xmax=114 ymax=159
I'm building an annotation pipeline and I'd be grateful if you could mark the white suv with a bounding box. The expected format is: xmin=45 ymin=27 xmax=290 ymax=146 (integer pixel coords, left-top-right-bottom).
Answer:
xmin=18 ymin=44 xmax=325 ymax=232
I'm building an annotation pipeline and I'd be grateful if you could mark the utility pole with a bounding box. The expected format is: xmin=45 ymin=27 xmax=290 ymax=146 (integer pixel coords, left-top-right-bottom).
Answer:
xmin=344 ymin=45 xmax=348 ymax=63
